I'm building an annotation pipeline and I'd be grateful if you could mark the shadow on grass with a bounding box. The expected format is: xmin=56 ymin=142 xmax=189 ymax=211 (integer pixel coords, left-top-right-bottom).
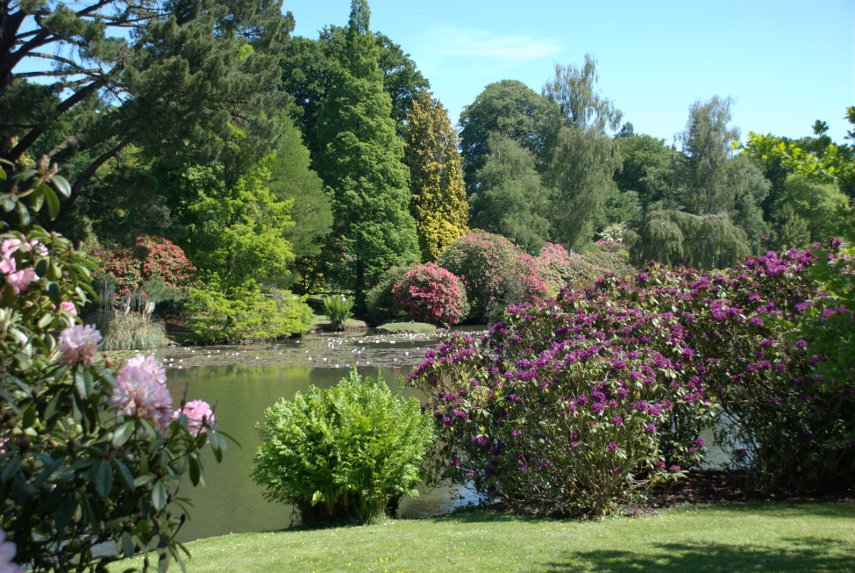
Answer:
xmin=544 ymin=538 xmax=854 ymax=572
xmin=692 ymin=501 xmax=855 ymax=519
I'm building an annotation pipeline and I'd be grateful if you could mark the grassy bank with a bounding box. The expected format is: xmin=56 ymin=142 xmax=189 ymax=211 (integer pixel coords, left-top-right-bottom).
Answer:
xmin=118 ymin=502 xmax=855 ymax=572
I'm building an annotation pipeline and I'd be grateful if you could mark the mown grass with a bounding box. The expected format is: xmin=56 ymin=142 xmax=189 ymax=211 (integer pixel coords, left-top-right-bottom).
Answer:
xmin=375 ymin=321 xmax=437 ymax=334
xmin=117 ymin=502 xmax=855 ymax=572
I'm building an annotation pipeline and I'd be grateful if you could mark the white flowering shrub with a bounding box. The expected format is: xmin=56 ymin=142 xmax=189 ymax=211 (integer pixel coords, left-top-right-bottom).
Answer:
xmin=0 ymin=165 xmax=224 ymax=572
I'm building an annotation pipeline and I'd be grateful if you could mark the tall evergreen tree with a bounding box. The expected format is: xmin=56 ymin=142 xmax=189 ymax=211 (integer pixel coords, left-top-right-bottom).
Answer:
xmin=313 ymin=0 xmax=420 ymax=309
xmin=403 ymin=92 xmax=468 ymax=261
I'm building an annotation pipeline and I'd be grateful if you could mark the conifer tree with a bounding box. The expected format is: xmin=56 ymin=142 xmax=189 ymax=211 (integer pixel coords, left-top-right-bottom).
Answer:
xmin=404 ymin=92 xmax=469 ymax=261
xmin=313 ymin=0 xmax=420 ymax=309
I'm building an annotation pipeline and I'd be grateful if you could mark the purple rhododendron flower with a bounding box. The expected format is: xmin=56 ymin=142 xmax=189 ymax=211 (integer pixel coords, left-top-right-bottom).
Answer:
xmin=0 ymin=529 xmax=24 ymax=573
xmin=126 ymin=354 xmax=167 ymax=384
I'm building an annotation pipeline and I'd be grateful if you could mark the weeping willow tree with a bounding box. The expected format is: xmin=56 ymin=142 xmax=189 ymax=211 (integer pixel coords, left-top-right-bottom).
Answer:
xmin=629 ymin=209 xmax=749 ymax=269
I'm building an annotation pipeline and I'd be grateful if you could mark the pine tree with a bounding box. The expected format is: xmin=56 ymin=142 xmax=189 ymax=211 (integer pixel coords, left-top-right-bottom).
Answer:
xmin=404 ymin=92 xmax=469 ymax=261
xmin=313 ymin=0 xmax=420 ymax=309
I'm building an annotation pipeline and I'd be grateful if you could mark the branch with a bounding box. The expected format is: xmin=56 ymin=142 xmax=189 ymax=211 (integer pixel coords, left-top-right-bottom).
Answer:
xmin=3 ymin=79 xmax=104 ymax=163
xmin=71 ymin=138 xmax=131 ymax=199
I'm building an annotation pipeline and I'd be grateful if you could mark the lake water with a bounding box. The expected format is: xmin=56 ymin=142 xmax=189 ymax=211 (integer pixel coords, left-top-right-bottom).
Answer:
xmin=160 ymin=331 xmax=481 ymax=542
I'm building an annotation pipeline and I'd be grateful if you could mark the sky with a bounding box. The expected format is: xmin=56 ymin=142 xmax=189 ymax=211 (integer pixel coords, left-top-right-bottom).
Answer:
xmin=287 ymin=0 xmax=855 ymax=145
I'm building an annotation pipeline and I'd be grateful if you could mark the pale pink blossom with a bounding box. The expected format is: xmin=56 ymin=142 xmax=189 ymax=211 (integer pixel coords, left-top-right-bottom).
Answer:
xmin=58 ymin=325 xmax=102 ymax=367
xmin=125 ymin=354 xmax=167 ymax=384
xmin=173 ymin=400 xmax=215 ymax=436
xmin=0 ymin=529 xmax=23 ymax=573
xmin=60 ymin=301 xmax=78 ymax=316
xmin=0 ymin=239 xmax=38 ymax=294
xmin=109 ymin=364 xmax=173 ymax=427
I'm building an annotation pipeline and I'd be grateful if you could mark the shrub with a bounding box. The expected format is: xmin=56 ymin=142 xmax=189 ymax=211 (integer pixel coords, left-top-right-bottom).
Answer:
xmin=0 ymin=220 xmax=223 ymax=570
xmin=185 ymin=283 xmax=312 ymax=343
xmin=391 ymin=263 xmax=469 ymax=326
xmin=365 ymin=266 xmax=410 ymax=325
xmin=413 ymin=243 xmax=855 ymax=512
xmin=412 ymin=280 xmax=713 ymax=517
xmin=438 ymin=230 xmax=540 ymax=322
xmin=322 ymin=294 xmax=354 ymax=330
xmin=101 ymin=235 xmax=195 ymax=301
xmin=252 ymin=370 xmax=433 ymax=524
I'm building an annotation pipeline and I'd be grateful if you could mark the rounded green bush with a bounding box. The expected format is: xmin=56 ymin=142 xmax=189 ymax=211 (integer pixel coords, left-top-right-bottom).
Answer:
xmin=251 ymin=370 xmax=434 ymax=524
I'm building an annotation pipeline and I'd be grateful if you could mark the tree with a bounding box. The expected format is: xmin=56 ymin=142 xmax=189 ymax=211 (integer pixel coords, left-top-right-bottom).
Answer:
xmin=613 ymin=131 xmax=676 ymax=210
xmin=0 ymin=0 xmax=294 ymax=202
xmin=280 ymin=26 xmax=429 ymax=155
xmin=313 ymin=0 xmax=420 ymax=310
xmin=458 ymin=80 xmax=561 ymax=193
xmin=469 ymin=135 xmax=551 ymax=254
xmin=543 ymin=55 xmax=623 ymax=249
xmin=770 ymin=174 xmax=850 ymax=248
xmin=403 ymin=92 xmax=468 ymax=261
xmin=675 ymin=96 xmax=740 ymax=215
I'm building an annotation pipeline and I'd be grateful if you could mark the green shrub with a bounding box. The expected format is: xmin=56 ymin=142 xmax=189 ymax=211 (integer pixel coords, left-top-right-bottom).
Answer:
xmin=322 ymin=294 xmax=353 ymax=330
xmin=252 ymin=370 xmax=433 ymax=525
xmin=185 ymin=283 xmax=312 ymax=343
xmin=365 ymin=266 xmax=410 ymax=325
xmin=100 ymin=311 xmax=167 ymax=351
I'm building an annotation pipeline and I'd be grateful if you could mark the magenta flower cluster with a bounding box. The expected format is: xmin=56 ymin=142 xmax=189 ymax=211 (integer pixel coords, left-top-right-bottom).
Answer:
xmin=413 ymin=242 xmax=855 ymax=513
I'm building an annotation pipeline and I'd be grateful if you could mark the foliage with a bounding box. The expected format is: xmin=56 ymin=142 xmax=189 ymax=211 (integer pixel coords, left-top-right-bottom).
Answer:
xmin=391 ymin=263 xmax=469 ymax=326
xmin=0 ymin=221 xmax=223 ymax=571
xmin=613 ymin=131 xmax=675 ymax=210
xmin=280 ymin=27 xmax=430 ymax=155
xmin=183 ymin=159 xmax=296 ymax=292
xmin=252 ymin=370 xmax=433 ymax=524
xmin=458 ymin=80 xmax=561 ymax=192
xmin=630 ymin=209 xmax=750 ymax=270
xmin=101 ymin=234 xmax=195 ymax=300
xmin=99 ymin=311 xmax=167 ymax=351
xmin=411 ymin=283 xmax=713 ymax=517
xmin=322 ymin=294 xmax=354 ymax=331
xmin=185 ymin=284 xmax=312 ymax=344
xmin=404 ymin=92 xmax=469 ymax=261
xmin=534 ymin=242 xmax=616 ymax=294
xmin=438 ymin=231 xmax=542 ymax=322
xmin=770 ymin=174 xmax=851 ymax=248
xmin=313 ymin=0 xmax=420 ymax=311
xmin=0 ymin=157 xmax=71 ymax=226
xmin=415 ymin=242 xmax=855 ymax=514
xmin=469 ymin=135 xmax=551 ymax=254
xmin=543 ymin=56 xmax=623 ymax=248
xmin=365 ymin=266 xmax=410 ymax=325
xmin=1 ymin=0 xmax=294 ymax=205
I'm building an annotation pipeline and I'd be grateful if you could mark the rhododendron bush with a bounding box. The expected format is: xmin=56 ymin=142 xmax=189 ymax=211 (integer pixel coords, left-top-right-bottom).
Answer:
xmin=391 ymin=263 xmax=469 ymax=326
xmin=0 ymin=224 xmax=223 ymax=572
xmin=412 ymin=242 xmax=854 ymax=516
xmin=101 ymin=234 xmax=195 ymax=301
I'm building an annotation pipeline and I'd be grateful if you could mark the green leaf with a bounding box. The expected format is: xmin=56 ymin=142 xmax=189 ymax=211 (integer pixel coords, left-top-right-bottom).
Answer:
xmin=94 ymin=459 xmax=113 ymax=498
xmin=112 ymin=421 xmax=135 ymax=448
xmin=114 ymin=458 xmax=135 ymax=491
xmin=188 ymin=455 xmax=201 ymax=486
xmin=55 ymin=497 xmax=77 ymax=533
xmin=152 ymin=481 xmax=167 ymax=511
xmin=1 ymin=457 xmax=22 ymax=481
xmin=44 ymin=186 xmax=60 ymax=220
xmin=48 ymin=282 xmax=62 ymax=306
xmin=133 ymin=473 xmax=156 ymax=488
xmin=16 ymin=201 xmax=30 ymax=226
xmin=52 ymin=174 xmax=71 ymax=198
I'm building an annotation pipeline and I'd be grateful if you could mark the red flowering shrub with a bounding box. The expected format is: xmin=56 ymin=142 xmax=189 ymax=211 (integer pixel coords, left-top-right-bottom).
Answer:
xmin=102 ymin=235 xmax=195 ymax=299
xmin=391 ymin=264 xmax=469 ymax=326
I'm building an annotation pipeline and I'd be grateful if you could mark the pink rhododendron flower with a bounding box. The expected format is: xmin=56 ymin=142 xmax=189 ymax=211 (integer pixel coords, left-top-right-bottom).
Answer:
xmin=174 ymin=400 xmax=215 ymax=436
xmin=125 ymin=354 xmax=167 ymax=384
xmin=109 ymin=363 xmax=173 ymax=427
xmin=58 ymin=325 xmax=102 ymax=367
xmin=0 ymin=529 xmax=23 ymax=573
xmin=60 ymin=301 xmax=78 ymax=316
xmin=0 ymin=239 xmax=38 ymax=294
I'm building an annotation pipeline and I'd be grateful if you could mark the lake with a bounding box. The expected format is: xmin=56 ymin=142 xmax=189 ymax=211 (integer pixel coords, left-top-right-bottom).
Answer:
xmin=159 ymin=330 xmax=480 ymax=542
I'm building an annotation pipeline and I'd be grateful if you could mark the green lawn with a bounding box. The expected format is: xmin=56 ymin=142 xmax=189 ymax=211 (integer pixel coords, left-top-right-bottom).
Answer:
xmin=120 ymin=502 xmax=855 ymax=572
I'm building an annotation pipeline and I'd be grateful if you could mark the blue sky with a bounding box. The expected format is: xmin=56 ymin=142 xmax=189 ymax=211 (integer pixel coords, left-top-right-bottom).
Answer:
xmin=288 ymin=0 xmax=854 ymax=144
